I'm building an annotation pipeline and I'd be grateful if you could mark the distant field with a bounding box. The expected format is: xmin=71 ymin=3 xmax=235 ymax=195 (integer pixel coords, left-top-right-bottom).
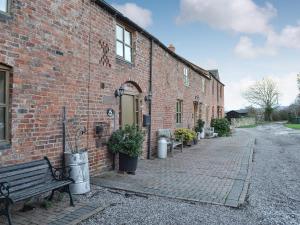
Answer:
xmin=285 ymin=124 xmax=300 ymax=130
xmin=238 ymin=124 xmax=257 ymax=128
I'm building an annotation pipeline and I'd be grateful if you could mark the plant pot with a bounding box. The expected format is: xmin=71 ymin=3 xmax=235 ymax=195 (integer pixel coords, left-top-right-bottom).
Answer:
xmin=64 ymin=150 xmax=90 ymax=194
xmin=119 ymin=152 xmax=138 ymax=173
xmin=193 ymin=138 xmax=198 ymax=145
xmin=184 ymin=140 xmax=194 ymax=146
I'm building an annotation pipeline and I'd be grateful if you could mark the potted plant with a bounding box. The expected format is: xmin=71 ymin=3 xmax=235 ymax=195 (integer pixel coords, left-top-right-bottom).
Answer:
xmin=108 ymin=125 xmax=144 ymax=174
xmin=174 ymin=128 xmax=197 ymax=146
xmin=195 ymin=119 xmax=205 ymax=140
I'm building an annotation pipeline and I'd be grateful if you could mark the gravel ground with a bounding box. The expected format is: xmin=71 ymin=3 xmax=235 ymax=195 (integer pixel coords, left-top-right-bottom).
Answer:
xmin=78 ymin=123 xmax=300 ymax=225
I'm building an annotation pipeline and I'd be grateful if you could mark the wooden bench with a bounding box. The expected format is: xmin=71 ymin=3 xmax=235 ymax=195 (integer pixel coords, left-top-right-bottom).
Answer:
xmin=158 ymin=129 xmax=183 ymax=156
xmin=0 ymin=157 xmax=74 ymax=225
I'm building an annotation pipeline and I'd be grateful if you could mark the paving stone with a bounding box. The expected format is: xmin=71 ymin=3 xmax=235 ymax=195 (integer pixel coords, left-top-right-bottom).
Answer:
xmin=92 ymin=132 xmax=255 ymax=207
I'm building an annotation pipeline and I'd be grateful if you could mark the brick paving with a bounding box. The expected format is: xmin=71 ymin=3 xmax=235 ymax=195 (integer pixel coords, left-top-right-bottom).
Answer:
xmin=92 ymin=130 xmax=254 ymax=207
xmin=0 ymin=194 xmax=106 ymax=225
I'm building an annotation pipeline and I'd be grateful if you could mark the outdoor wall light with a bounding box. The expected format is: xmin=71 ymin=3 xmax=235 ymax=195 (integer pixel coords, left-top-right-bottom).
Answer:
xmin=115 ymin=86 xmax=125 ymax=97
xmin=144 ymin=92 xmax=152 ymax=102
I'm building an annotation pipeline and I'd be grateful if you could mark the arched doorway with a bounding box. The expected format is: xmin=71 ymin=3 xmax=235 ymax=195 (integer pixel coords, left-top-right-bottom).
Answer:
xmin=120 ymin=82 xmax=142 ymax=128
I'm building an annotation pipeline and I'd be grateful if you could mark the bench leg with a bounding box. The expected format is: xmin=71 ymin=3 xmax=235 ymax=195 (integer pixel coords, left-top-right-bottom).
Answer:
xmin=4 ymin=200 xmax=12 ymax=225
xmin=48 ymin=190 xmax=55 ymax=201
xmin=181 ymin=143 xmax=183 ymax=152
xmin=66 ymin=185 xmax=74 ymax=207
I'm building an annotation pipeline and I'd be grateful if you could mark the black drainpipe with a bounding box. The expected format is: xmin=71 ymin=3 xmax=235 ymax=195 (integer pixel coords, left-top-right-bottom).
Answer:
xmin=147 ymin=40 xmax=153 ymax=159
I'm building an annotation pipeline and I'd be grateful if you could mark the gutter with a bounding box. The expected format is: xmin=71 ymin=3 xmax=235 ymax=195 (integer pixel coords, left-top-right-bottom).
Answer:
xmin=147 ymin=40 xmax=153 ymax=159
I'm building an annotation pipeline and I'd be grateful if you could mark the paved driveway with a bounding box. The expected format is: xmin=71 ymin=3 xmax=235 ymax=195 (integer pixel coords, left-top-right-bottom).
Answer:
xmin=92 ymin=130 xmax=254 ymax=207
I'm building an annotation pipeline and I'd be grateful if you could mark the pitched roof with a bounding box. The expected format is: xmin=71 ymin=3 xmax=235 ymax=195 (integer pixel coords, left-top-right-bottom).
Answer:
xmin=94 ymin=0 xmax=212 ymax=80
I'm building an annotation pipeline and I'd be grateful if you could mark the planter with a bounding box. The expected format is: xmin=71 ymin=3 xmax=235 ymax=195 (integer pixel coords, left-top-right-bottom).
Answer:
xmin=119 ymin=152 xmax=138 ymax=173
xmin=64 ymin=150 xmax=90 ymax=194
xmin=193 ymin=138 xmax=198 ymax=145
xmin=184 ymin=140 xmax=194 ymax=146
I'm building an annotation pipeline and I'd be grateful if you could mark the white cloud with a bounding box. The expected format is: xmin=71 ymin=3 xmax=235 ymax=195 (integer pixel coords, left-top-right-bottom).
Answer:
xmin=112 ymin=3 xmax=152 ymax=29
xmin=176 ymin=0 xmax=276 ymax=34
xmin=234 ymin=36 xmax=276 ymax=59
xmin=268 ymin=23 xmax=300 ymax=49
xmin=234 ymin=23 xmax=300 ymax=58
xmin=225 ymin=73 xmax=298 ymax=110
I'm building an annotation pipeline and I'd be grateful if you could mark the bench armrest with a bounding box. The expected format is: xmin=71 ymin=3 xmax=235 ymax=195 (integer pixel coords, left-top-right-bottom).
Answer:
xmin=52 ymin=166 xmax=74 ymax=182
xmin=0 ymin=182 xmax=10 ymax=198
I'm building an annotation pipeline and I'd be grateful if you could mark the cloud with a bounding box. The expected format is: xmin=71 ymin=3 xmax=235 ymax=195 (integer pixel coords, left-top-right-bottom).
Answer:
xmin=225 ymin=73 xmax=298 ymax=110
xmin=177 ymin=0 xmax=300 ymax=59
xmin=268 ymin=23 xmax=300 ymax=49
xmin=234 ymin=36 xmax=276 ymax=59
xmin=112 ymin=3 xmax=152 ymax=29
xmin=235 ymin=23 xmax=300 ymax=58
xmin=176 ymin=0 xmax=276 ymax=34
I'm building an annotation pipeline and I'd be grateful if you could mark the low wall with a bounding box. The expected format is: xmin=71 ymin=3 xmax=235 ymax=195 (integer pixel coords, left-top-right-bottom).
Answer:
xmin=231 ymin=117 xmax=256 ymax=128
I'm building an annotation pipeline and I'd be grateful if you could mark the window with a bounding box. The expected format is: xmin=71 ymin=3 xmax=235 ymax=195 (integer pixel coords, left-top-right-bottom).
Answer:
xmin=176 ymin=100 xmax=183 ymax=124
xmin=0 ymin=65 xmax=9 ymax=142
xmin=0 ymin=0 xmax=9 ymax=13
xmin=212 ymin=80 xmax=214 ymax=95
xmin=212 ymin=106 xmax=214 ymax=119
xmin=201 ymin=78 xmax=205 ymax=93
xmin=220 ymin=85 xmax=223 ymax=98
xmin=183 ymin=68 xmax=189 ymax=86
xmin=116 ymin=24 xmax=132 ymax=62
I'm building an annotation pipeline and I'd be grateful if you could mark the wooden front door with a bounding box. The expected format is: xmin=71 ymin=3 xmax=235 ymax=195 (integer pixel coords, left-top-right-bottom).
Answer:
xmin=194 ymin=102 xmax=198 ymax=127
xmin=121 ymin=94 xmax=139 ymax=127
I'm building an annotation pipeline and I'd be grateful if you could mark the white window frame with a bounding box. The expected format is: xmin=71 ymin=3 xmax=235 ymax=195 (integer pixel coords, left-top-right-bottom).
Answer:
xmin=116 ymin=24 xmax=132 ymax=63
xmin=201 ymin=78 xmax=205 ymax=93
xmin=0 ymin=0 xmax=10 ymax=14
xmin=176 ymin=100 xmax=183 ymax=124
xmin=183 ymin=67 xmax=189 ymax=86
xmin=0 ymin=65 xmax=10 ymax=142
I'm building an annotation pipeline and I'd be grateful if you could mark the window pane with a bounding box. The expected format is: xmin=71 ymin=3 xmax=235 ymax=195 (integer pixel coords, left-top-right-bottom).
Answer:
xmin=0 ymin=0 xmax=7 ymax=12
xmin=124 ymin=46 xmax=131 ymax=62
xmin=124 ymin=30 xmax=131 ymax=45
xmin=116 ymin=25 xmax=123 ymax=41
xmin=0 ymin=71 xmax=6 ymax=104
xmin=0 ymin=107 xmax=5 ymax=140
xmin=116 ymin=41 xmax=124 ymax=57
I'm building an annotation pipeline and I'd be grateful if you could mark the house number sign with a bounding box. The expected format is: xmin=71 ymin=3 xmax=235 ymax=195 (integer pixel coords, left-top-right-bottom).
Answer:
xmin=107 ymin=108 xmax=115 ymax=117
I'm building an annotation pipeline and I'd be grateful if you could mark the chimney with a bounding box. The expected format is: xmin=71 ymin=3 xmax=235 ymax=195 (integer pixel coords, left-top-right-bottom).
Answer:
xmin=168 ymin=44 xmax=175 ymax=52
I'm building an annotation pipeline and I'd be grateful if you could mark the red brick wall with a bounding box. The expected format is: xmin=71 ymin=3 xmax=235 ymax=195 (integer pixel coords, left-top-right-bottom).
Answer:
xmin=0 ymin=0 xmax=225 ymax=174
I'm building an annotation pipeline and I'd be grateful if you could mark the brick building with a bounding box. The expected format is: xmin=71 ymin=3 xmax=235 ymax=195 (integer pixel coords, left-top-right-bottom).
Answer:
xmin=0 ymin=0 xmax=224 ymax=175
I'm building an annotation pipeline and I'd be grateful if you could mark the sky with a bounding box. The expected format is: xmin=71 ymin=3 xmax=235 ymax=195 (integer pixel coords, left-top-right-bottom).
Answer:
xmin=108 ymin=0 xmax=300 ymax=110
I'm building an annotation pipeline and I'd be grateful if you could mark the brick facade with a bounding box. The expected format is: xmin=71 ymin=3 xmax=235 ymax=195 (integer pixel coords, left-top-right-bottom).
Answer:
xmin=0 ymin=0 xmax=224 ymax=175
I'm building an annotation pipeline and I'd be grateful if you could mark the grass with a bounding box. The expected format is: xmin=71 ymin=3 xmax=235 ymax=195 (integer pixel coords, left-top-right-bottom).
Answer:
xmin=238 ymin=124 xmax=257 ymax=128
xmin=285 ymin=123 xmax=300 ymax=130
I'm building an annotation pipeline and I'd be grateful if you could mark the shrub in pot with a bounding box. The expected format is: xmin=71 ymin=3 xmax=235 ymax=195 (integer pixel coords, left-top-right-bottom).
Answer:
xmin=174 ymin=128 xmax=197 ymax=146
xmin=210 ymin=118 xmax=230 ymax=137
xmin=108 ymin=125 xmax=144 ymax=174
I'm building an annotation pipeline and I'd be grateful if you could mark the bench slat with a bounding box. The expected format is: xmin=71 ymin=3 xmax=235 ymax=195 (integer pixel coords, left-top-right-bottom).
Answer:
xmin=0 ymin=168 xmax=49 ymax=184
xmin=0 ymin=159 xmax=46 ymax=173
xmin=8 ymin=180 xmax=72 ymax=202
xmin=0 ymin=164 xmax=49 ymax=180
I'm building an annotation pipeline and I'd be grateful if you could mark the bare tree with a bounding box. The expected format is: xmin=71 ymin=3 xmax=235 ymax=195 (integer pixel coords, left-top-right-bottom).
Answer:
xmin=243 ymin=78 xmax=280 ymax=121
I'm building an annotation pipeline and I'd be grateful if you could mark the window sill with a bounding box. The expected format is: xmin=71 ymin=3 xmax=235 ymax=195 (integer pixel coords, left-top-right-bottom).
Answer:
xmin=0 ymin=141 xmax=11 ymax=151
xmin=176 ymin=123 xmax=183 ymax=128
xmin=0 ymin=11 xmax=12 ymax=22
xmin=116 ymin=57 xmax=134 ymax=67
